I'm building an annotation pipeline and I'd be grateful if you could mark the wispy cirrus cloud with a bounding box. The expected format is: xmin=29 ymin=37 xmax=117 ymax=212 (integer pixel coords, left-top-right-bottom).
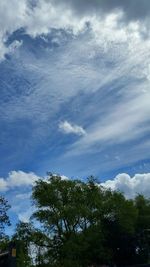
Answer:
xmin=68 ymin=88 xmax=150 ymax=155
xmin=0 ymin=0 xmax=150 ymax=179
xmin=62 ymin=35 xmax=150 ymax=166
xmin=1 ymin=19 xmax=150 ymax=174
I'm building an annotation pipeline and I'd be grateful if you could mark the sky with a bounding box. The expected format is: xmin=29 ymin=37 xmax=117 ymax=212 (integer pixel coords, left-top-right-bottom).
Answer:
xmin=0 ymin=0 xmax=150 ymax=232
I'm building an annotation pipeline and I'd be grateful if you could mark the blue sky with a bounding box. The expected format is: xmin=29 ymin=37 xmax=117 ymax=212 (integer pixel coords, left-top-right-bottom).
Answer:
xmin=0 ymin=0 xmax=150 ymax=232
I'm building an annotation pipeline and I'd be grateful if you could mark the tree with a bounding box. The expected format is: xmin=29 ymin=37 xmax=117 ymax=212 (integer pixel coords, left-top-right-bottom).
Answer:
xmin=0 ymin=235 xmax=10 ymax=253
xmin=31 ymin=175 xmax=107 ymax=266
xmin=102 ymin=190 xmax=138 ymax=266
xmin=0 ymin=196 xmax=10 ymax=239
xmin=133 ymin=195 xmax=150 ymax=263
xmin=31 ymin=174 xmax=138 ymax=267
xmin=12 ymin=221 xmax=34 ymax=267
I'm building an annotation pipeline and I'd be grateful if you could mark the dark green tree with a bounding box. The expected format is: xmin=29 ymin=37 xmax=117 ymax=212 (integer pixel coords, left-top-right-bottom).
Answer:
xmin=0 ymin=196 xmax=10 ymax=240
xmin=102 ymin=190 xmax=138 ymax=266
xmin=31 ymin=174 xmax=138 ymax=267
xmin=12 ymin=221 xmax=34 ymax=267
xmin=133 ymin=195 xmax=150 ymax=263
xmin=0 ymin=235 xmax=10 ymax=253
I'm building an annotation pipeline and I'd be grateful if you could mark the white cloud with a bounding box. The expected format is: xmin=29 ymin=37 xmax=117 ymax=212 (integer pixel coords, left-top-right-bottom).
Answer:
xmin=0 ymin=0 xmax=150 ymax=60
xmin=0 ymin=1 xmax=150 ymax=174
xmin=51 ymin=0 xmax=150 ymax=22
xmin=0 ymin=0 xmax=27 ymax=60
xmin=53 ymin=174 xmax=69 ymax=180
xmin=0 ymin=0 xmax=89 ymax=59
xmin=3 ymin=171 xmax=69 ymax=222
xmin=0 ymin=171 xmax=40 ymax=192
xmin=8 ymin=170 xmax=39 ymax=187
xmin=59 ymin=121 xmax=86 ymax=136
xmin=102 ymin=173 xmax=150 ymax=198
xmin=1 ymin=18 xmax=149 ymax=170
xmin=0 ymin=178 xmax=8 ymax=192
xmin=2 ymin=170 xmax=150 ymax=223
xmin=62 ymin=33 xmax=150 ymax=162
xmin=25 ymin=0 xmax=150 ymax=39
xmin=60 ymin=175 xmax=69 ymax=180
xmin=0 ymin=171 xmax=69 ymax=192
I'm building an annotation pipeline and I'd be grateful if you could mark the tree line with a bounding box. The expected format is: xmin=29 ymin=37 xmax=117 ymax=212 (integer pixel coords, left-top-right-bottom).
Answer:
xmin=0 ymin=174 xmax=150 ymax=267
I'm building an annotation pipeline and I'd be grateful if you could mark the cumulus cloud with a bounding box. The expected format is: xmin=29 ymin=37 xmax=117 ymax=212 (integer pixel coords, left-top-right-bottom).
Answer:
xmin=102 ymin=173 xmax=150 ymax=198
xmin=53 ymin=174 xmax=69 ymax=180
xmin=2 ymin=171 xmax=68 ymax=222
xmin=2 ymin=170 xmax=150 ymax=222
xmin=0 ymin=171 xmax=40 ymax=192
xmin=0 ymin=171 xmax=69 ymax=192
xmin=0 ymin=0 xmax=150 ymax=59
xmin=54 ymin=0 xmax=150 ymax=22
xmin=59 ymin=121 xmax=86 ymax=136
xmin=0 ymin=0 xmax=89 ymax=59
xmin=0 ymin=0 xmax=27 ymax=59
xmin=0 ymin=178 xmax=8 ymax=192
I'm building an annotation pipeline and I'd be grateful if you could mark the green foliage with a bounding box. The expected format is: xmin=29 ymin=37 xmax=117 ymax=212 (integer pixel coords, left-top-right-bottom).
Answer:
xmin=12 ymin=221 xmax=34 ymax=267
xmin=133 ymin=195 xmax=150 ymax=263
xmin=0 ymin=196 xmax=10 ymax=239
xmin=31 ymin=174 xmax=139 ymax=266
xmin=10 ymin=174 xmax=150 ymax=267
xmin=0 ymin=235 xmax=9 ymax=253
